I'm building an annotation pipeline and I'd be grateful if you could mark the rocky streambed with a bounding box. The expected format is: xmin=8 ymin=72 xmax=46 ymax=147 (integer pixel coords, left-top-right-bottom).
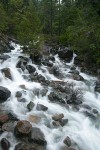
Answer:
xmin=0 ymin=43 xmax=100 ymax=150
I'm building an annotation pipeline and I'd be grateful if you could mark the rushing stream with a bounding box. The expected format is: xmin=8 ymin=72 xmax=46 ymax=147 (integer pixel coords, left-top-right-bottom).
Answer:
xmin=0 ymin=43 xmax=100 ymax=150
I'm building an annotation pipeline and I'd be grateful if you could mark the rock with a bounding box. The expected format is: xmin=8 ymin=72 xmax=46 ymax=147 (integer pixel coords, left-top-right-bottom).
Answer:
xmin=0 ymin=55 xmax=10 ymax=61
xmin=2 ymin=121 xmax=17 ymax=132
xmin=92 ymin=109 xmax=98 ymax=114
xmin=0 ymin=114 xmax=9 ymax=125
xmin=63 ymin=136 xmax=71 ymax=147
xmin=52 ymin=121 xmax=60 ymax=127
xmin=36 ymin=104 xmax=48 ymax=111
xmin=81 ymin=104 xmax=91 ymax=110
xmin=38 ymin=74 xmax=45 ymax=83
xmin=69 ymin=70 xmax=79 ymax=75
xmin=59 ymin=119 xmax=68 ymax=126
xmin=49 ymin=56 xmax=55 ymax=61
xmin=42 ymin=60 xmax=53 ymax=67
xmin=0 ymin=86 xmax=11 ymax=103
xmin=72 ymin=74 xmax=84 ymax=81
xmin=1 ymin=138 xmax=10 ymax=150
xmin=17 ymin=98 xmax=26 ymax=102
xmin=14 ymin=143 xmax=29 ymax=150
xmin=26 ymin=65 xmax=36 ymax=74
xmin=95 ymin=81 xmax=100 ymax=93
xmin=67 ymin=99 xmax=82 ymax=105
xmin=27 ymin=101 xmax=35 ymax=111
xmin=14 ymin=120 xmax=32 ymax=138
xmin=52 ymin=113 xmax=64 ymax=121
xmin=40 ymin=88 xmax=48 ymax=97
xmin=28 ymin=115 xmax=41 ymax=124
xmin=29 ymin=127 xmax=47 ymax=145
xmin=58 ymin=48 xmax=73 ymax=62
xmin=30 ymin=53 xmax=42 ymax=64
xmin=48 ymin=92 xmax=65 ymax=104
xmin=70 ymin=66 xmax=76 ymax=70
xmin=62 ymin=148 xmax=76 ymax=150
xmin=15 ymin=91 xmax=22 ymax=98
xmin=52 ymin=66 xmax=61 ymax=77
xmin=19 ymin=85 xmax=26 ymax=89
xmin=16 ymin=58 xmax=27 ymax=71
xmin=14 ymin=142 xmax=46 ymax=150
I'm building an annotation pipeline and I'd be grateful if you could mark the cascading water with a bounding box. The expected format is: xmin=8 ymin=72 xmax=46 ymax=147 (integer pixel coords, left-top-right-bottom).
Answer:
xmin=0 ymin=43 xmax=100 ymax=150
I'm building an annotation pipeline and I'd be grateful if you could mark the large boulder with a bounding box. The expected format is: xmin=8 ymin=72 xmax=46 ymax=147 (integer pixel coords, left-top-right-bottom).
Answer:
xmin=58 ymin=47 xmax=73 ymax=62
xmin=14 ymin=120 xmax=32 ymax=138
xmin=1 ymin=68 xmax=12 ymax=80
xmin=0 ymin=86 xmax=11 ymax=103
xmin=29 ymin=127 xmax=47 ymax=145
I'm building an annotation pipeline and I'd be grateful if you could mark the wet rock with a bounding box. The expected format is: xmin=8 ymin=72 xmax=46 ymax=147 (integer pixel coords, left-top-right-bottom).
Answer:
xmin=15 ymin=91 xmax=22 ymax=98
xmin=28 ymin=115 xmax=41 ymax=124
xmin=70 ymin=66 xmax=76 ymax=70
xmin=42 ymin=60 xmax=53 ymax=67
xmin=26 ymin=65 xmax=36 ymax=74
xmin=8 ymin=112 xmax=19 ymax=121
xmin=0 ymin=86 xmax=11 ymax=103
xmin=59 ymin=119 xmax=68 ymax=126
xmin=19 ymin=85 xmax=26 ymax=89
xmin=2 ymin=121 xmax=17 ymax=132
xmin=0 ymin=114 xmax=9 ymax=125
xmin=62 ymin=148 xmax=76 ymax=150
xmin=52 ymin=113 xmax=64 ymax=121
xmin=17 ymin=98 xmax=26 ymax=103
xmin=67 ymin=99 xmax=82 ymax=105
xmin=0 ymin=55 xmax=10 ymax=61
xmin=95 ymin=81 xmax=100 ymax=93
xmin=29 ymin=127 xmax=47 ymax=145
xmin=58 ymin=48 xmax=73 ymax=62
xmin=14 ymin=143 xmax=29 ymax=150
xmin=92 ymin=109 xmax=98 ymax=114
xmin=84 ymin=111 xmax=96 ymax=120
xmin=48 ymin=92 xmax=66 ymax=104
xmin=69 ymin=70 xmax=79 ymax=75
xmin=27 ymin=101 xmax=35 ymax=111
xmin=40 ymin=88 xmax=48 ymax=97
xmin=1 ymin=68 xmax=12 ymax=80
xmin=30 ymin=53 xmax=42 ymax=64
xmin=63 ymin=136 xmax=71 ymax=147
xmin=38 ymin=74 xmax=45 ymax=83
xmin=81 ymin=104 xmax=91 ymax=110
xmin=14 ymin=120 xmax=32 ymax=138
xmin=15 ymin=142 xmax=46 ymax=150
xmin=52 ymin=121 xmax=60 ymax=127
xmin=36 ymin=104 xmax=48 ymax=111
xmin=72 ymin=74 xmax=84 ymax=81
xmin=49 ymin=56 xmax=55 ymax=61
xmin=52 ymin=66 xmax=61 ymax=77
xmin=16 ymin=58 xmax=27 ymax=71
xmin=1 ymin=138 xmax=10 ymax=150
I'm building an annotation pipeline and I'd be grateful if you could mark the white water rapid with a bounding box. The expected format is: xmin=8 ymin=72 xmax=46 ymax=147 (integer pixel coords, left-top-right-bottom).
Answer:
xmin=0 ymin=43 xmax=100 ymax=150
